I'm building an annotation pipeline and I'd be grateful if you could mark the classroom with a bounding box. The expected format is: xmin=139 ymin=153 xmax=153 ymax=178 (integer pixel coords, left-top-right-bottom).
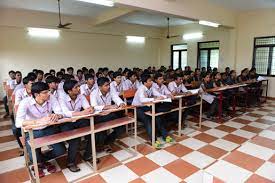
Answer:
xmin=0 ymin=0 xmax=274 ymax=183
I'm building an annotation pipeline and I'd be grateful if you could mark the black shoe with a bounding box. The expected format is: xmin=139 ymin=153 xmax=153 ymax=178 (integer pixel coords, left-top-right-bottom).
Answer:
xmin=67 ymin=164 xmax=80 ymax=172
xmin=83 ymin=156 xmax=100 ymax=164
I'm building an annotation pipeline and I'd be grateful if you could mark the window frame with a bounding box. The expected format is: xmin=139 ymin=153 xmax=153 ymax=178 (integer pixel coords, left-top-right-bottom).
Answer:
xmin=197 ymin=40 xmax=220 ymax=68
xmin=170 ymin=43 xmax=188 ymax=69
xmin=252 ymin=36 xmax=275 ymax=77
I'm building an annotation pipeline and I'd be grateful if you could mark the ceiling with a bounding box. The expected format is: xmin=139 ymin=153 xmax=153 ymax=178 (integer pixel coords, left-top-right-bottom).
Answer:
xmin=118 ymin=11 xmax=193 ymax=27
xmin=209 ymin=0 xmax=275 ymax=11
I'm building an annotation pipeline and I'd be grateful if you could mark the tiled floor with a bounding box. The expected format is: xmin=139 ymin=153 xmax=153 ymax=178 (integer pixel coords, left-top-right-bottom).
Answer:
xmin=0 ymin=101 xmax=274 ymax=183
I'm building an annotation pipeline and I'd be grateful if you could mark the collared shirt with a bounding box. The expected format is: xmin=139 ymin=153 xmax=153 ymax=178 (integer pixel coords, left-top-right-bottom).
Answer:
xmin=132 ymin=84 xmax=164 ymax=106
xmin=58 ymin=94 xmax=90 ymax=118
xmin=15 ymin=95 xmax=63 ymax=129
xmin=168 ymin=81 xmax=188 ymax=94
xmin=80 ymin=83 xmax=98 ymax=96
xmin=10 ymin=80 xmax=23 ymax=90
xmin=123 ymin=79 xmax=141 ymax=90
xmin=7 ymin=79 xmax=14 ymax=87
xmin=75 ymin=75 xmax=86 ymax=85
xmin=15 ymin=88 xmax=31 ymax=106
xmin=90 ymin=88 xmax=125 ymax=111
xmin=110 ymin=81 xmax=123 ymax=96
xmin=57 ymin=81 xmax=66 ymax=98
xmin=152 ymin=83 xmax=171 ymax=96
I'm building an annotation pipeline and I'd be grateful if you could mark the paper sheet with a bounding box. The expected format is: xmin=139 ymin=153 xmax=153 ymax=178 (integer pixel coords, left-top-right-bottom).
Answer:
xmin=202 ymin=93 xmax=215 ymax=104
xmin=257 ymin=76 xmax=266 ymax=81
xmin=188 ymin=88 xmax=200 ymax=94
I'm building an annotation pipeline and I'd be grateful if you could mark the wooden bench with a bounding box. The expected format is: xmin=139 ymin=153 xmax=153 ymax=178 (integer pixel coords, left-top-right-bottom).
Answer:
xmin=23 ymin=105 xmax=137 ymax=183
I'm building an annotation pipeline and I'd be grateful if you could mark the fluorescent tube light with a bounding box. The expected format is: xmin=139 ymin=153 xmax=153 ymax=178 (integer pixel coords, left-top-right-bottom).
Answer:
xmin=199 ymin=20 xmax=220 ymax=27
xmin=76 ymin=0 xmax=114 ymax=7
xmin=182 ymin=32 xmax=203 ymax=40
xmin=126 ymin=36 xmax=145 ymax=44
xmin=27 ymin=27 xmax=60 ymax=38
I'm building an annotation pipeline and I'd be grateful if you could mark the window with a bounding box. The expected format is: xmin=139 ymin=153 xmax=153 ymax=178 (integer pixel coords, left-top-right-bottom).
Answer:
xmin=253 ymin=36 xmax=275 ymax=76
xmin=197 ymin=41 xmax=219 ymax=68
xmin=171 ymin=44 xmax=187 ymax=69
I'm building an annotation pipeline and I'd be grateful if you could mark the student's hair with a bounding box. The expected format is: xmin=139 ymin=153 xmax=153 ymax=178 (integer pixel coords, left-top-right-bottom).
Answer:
xmin=37 ymin=70 xmax=44 ymax=75
xmin=213 ymin=72 xmax=220 ymax=78
xmin=102 ymin=67 xmax=109 ymax=72
xmin=45 ymin=76 xmax=59 ymax=84
xmin=56 ymin=71 xmax=63 ymax=78
xmin=241 ymin=68 xmax=248 ymax=74
xmin=62 ymin=74 xmax=75 ymax=81
xmin=60 ymin=68 xmax=65 ymax=73
xmin=154 ymin=72 xmax=163 ymax=80
xmin=31 ymin=82 xmax=49 ymax=98
xmin=49 ymin=69 xmax=55 ymax=73
xmin=127 ymin=71 xmax=136 ymax=79
xmin=44 ymin=73 xmax=51 ymax=78
xmin=225 ymin=67 xmax=230 ymax=71
xmin=173 ymin=74 xmax=182 ymax=80
xmin=63 ymin=80 xmax=78 ymax=94
xmin=82 ymin=67 xmax=88 ymax=71
xmin=15 ymin=71 xmax=22 ymax=75
xmin=84 ymin=74 xmax=94 ymax=80
xmin=27 ymin=72 xmax=37 ymax=79
xmin=97 ymin=77 xmax=110 ymax=87
xmin=96 ymin=72 xmax=102 ymax=78
xmin=141 ymin=74 xmax=152 ymax=84
xmin=88 ymin=68 xmax=95 ymax=74
xmin=230 ymin=70 xmax=236 ymax=75
xmin=195 ymin=68 xmax=200 ymax=72
xmin=77 ymin=69 xmax=83 ymax=74
xmin=67 ymin=67 xmax=74 ymax=72
xmin=32 ymin=69 xmax=38 ymax=73
xmin=8 ymin=70 xmax=15 ymax=75
xmin=23 ymin=76 xmax=35 ymax=85
xmin=113 ymin=71 xmax=122 ymax=79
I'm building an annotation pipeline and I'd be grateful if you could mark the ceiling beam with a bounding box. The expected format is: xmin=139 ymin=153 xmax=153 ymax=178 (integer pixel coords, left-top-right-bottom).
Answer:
xmin=93 ymin=7 xmax=135 ymax=26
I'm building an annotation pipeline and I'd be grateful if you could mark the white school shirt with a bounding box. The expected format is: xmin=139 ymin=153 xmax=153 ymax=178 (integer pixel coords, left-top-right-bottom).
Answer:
xmin=57 ymin=81 xmax=66 ymax=98
xmin=168 ymin=81 xmax=188 ymax=94
xmin=132 ymin=84 xmax=164 ymax=106
xmin=110 ymin=81 xmax=123 ymax=96
xmin=90 ymin=88 xmax=125 ymax=111
xmin=15 ymin=88 xmax=31 ymax=106
xmin=122 ymin=79 xmax=141 ymax=90
xmin=80 ymin=83 xmax=98 ymax=96
xmin=58 ymin=94 xmax=90 ymax=118
xmin=15 ymin=95 xmax=63 ymax=129
xmin=152 ymin=83 xmax=171 ymax=96
xmin=75 ymin=75 xmax=85 ymax=85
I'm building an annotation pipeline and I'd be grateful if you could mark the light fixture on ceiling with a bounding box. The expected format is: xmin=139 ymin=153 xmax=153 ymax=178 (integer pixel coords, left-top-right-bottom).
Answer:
xmin=76 ymin=0 xmax=114 ymax=7
xmin=199 ymin=20 xmax=220 ymax=28
xmin=27 ymin=27 xmax=60 ymax=38
xmin=126 ymin=36 xmax=145 ymax=44
xmin=182 ymin=32 xmax=203 ymax=40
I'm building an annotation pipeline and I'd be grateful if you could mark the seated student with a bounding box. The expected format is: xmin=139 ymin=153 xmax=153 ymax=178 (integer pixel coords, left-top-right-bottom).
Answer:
xmin=152 ymin=73 xmax=173 ymax=98
xmin=200 ymin=73 xmax=219 ymax=119
xmin=11 ymin=71 xmax=24 ymax=93
xmin=57 ymin=74 xmax=75 ymax=97
xmin=67 ymin=67 xmax=74 ymax=76
xmin=123 ymin=71 xmax=141 ymax=90
xmin=248 ymin=67 xmax=262 ymax=105
xmin=60 ymin=68 xmax=66 ymax=75
xmin=16 ymin=82 xmax=65 ymax=178
xmin=3 ymin=70 xmax=16 ymax=118
xmin=15 ymin=76 xmax=35 ymax=106
xmin=75 ymin=69 xmax=85 ymax=85
xmin=45 ymin=76 xmax=59 ymax=99
xmin=49 ymin=69 xmax=56 ymax=76
xmin=110 ymin=72 xmax=124 ymax=97
xmin=237 ymin=68 xmax=249 ymax=83
xmin=132 ymin=74 xmax=174 ymax=149
xmin=36 ymin=70 xmax=44 ymax=82
xmin=82 ymin=67 xmax=89 ymax=75
xmin=90 ymin=77 xmax=126 ymax=148
xmin=168 ymin=74 xmax=188 ymax=95
xmin=213 ymin=72 xmax=225 ymax=88
xmin=225 ymin=70 xmax=238 ymax=85
xmin=80 ymin=74 xmax=97 ymax=97
xmin=56 ymin=71 xmax=63 ymax=81
xmin=58 ymin=80 xmax=95 ymax=172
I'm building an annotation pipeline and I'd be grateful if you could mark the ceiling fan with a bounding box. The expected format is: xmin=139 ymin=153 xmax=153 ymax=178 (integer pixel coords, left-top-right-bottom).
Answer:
xmin=166 ymin=17 xmax=180 ymax=39
xmin=57 ymin=0 xmax=72 ymax=29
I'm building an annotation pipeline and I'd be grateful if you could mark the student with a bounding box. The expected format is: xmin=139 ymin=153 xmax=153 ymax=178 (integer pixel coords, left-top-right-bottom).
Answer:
xmin=56 ymin=71 xmax=63 ymax=81
xmin=60 ymin=68 xmax=65 ymax=75
xmin=57 ymin=74 xmax=75 ymax=97
xmin=45 ymin=76 xmax=59 ymax=99
xmin=80 ymin=74 xmax=97 ymax=97
xmin=225 ymin=70 xmax=238 ymax=85
xmin=36 ymin=70 xmax=44 ymax=82
xmin=3 ymin=70 xmax=16 ymax=118
xmin=237 ymin=68 xmax=249 ymax=83
xmin=132 ymin=74 xmax=174 ymax=149
xmin=168 ymin=74 xmax=188 ymax=95
xmin=58 ymin=80 xmax=95 ymax=172
xmin=15 ymin=76 xmax=35 ymax=106
xmin=67 ymin=67 xmax=74 ymax=76
xmin=11 ymin=71 xmax=23 ymax=93
xmin=152 ymin=73 xmax=173 ymax=98
xmin=75 ymin=69 xmax=85 ymax=85
xmin=213 ymin=72 xmax=225 ymax=87
xmin=123 ymin=71 xmax=141 ymax=90
xmin=16 ymin=82 xmax=65 ymax=178
xmin=110 ymin=72 xmax=124 ymax=97
xmin=49 ymin=69 xmax=56 ymax=76
xmin=90 ymin=77 xmax=126 ymax=148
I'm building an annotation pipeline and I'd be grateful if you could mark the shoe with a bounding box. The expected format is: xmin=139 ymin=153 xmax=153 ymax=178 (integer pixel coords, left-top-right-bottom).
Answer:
xmin=165 ymin=136 xmax=175 ymax=144
xmin=83 ymin=156 xmax=100 ymax=164
xmin=67 ymin=163 xmax=81 ymax=172
xmin=153 ymin=140 xmax=163 ymax=149
xmin=31 ymin=165 xmax=45 ymax=178
xmin=43 ymin=162 xmax=57 ymax=173
xmin=19 ymin=148 xmax=24 ymax=156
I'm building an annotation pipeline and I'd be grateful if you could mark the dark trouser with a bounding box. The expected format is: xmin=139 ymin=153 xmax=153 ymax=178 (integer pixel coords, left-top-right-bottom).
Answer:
xmin=26 ymin=126 xmax=66 ymax=164
xmin=207 ymin=98 xmax=219 ymax=117
xmin=137 ymin=106 xmax=168 ymax=141
xmin=3 ymin=96 xmax=9 ymax=114
xmin=11 ymin=113 xmax=23 ymax=148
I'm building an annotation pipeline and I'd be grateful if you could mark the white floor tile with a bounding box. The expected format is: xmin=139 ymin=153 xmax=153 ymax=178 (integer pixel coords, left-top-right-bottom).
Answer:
xmin=223 ymin=121 xmax=246 ymax=129
xmin=184 ymin=170 xmax=214 ymax=183
xmin=210 ymin=139 xmax=239 ymax=152
xmin=238 ymin=142 xmax=273 ymax=160
xmin=179 ymin=138 xmax=207 ymax=150
xmin=232 ymin=129 xmax=256 ymax=139
xmin=262 ymin=116 xmax=275 ymax=121
xmin=0 ymin=120 xmax=12 ymax=126
xmin=146 ymin=150 xmax=178 ymax=166
xmin=239 ymin=115 xmax=258 ymax=122
xmin=255 ymin=162 xmax=275 ymax=181
xmin=112 ymin=149 xmax=134 ymax=162
xmin=205 ymin=160 xmax=252 ymax=183
xmin=187 ymin=131 xmax=201 ymax=137
xmin=0 ymin=129 xmax=13 ymax=137
xmin=62 ymin=162 xmax=94 ymax=182
xmin=141 ymin=167 xmax=181 ymax=183
xmin=0 ymin=140 xmax=19 ymax=152
xmin=180 ymin=127 xmax=196 ymax=135
xmin=201 ymin=121 xmax=220 ymax=128
xmin=0 ymin=156 xmax=25 ymax=174
xmin=249 ymin=122 xmax=270 ymax=129
xmin=181 ymin=151 xmax=215 ymax=169
xmin=119 ymin=137 xmax=141 ymax=147
xmin=251 ymin=111 xmax=269 ymax=115
xmin=204 ymin=129 xmax=228 ymax=138
xmin=100 ymin=165 xmax=138 ymax=183
xmin=259 ymin=130 xmax=275 ymax=140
